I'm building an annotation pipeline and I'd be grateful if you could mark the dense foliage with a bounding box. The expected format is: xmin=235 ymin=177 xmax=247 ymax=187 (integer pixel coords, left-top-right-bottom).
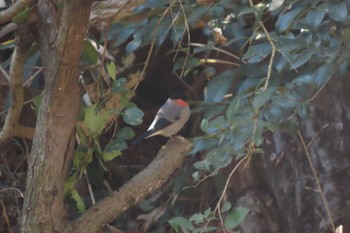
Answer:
xmin=1 ymin=0 xmax=349 ymax=232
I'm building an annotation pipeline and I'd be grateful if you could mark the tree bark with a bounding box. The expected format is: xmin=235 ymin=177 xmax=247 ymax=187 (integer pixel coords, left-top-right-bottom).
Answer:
xmin=229 ymin=76 xmax=350 ymax=233
xmin=71 ymin=136 xmax=191 ymax=233
xmin=21 ymin=1 xmax=92 ymax=232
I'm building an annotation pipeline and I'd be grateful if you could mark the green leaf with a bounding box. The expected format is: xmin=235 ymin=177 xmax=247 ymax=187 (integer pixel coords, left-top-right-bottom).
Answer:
xmin=84 ymin=104 xmax=110 ymax=136
xmin=82 ymin=40 xmax=99 ymax=65
xmin=205 ymin=69 xmax=236 ymax=102
xmin=168 ymin=217 xmax=195 ymax=233
xmin=126 ymin=36 xmax=142 ymax=54
xmin=116 ymin=127 xmax=135 ymax=140
xmin=173 ymin=56 xmax=201 ymax=73
xmin=193 ymin=226 xmax=218 ymax=233
xmin=0 ymin=40 xmax=15 ymax=50
xmin=242 ymin=42 xmax=272 ymax=63
xmin=224 ymin=207 xmax=249 ymax=229
xmin=237 ymin=7 xmax=258 ymax=18
xmin=226 ymin=96 xmax=240 ymax=121
xmin=107 ymin=61 xmax=117 ymax=80
xmin=221 ymin=202 xmax=232 ymax=213
xmin=111 ymin=78 xmax=128 ymax=94
xmin=102 ymin=139 xmax=127 ymax=161
xmin=122 ymin=107 xmax=144 ymax=126
xmin=11 ymin=7 xmax=30 ymax=24
xmin=275 ymin=7 xmax=303 ymax=33
xmin=71 ymin=189 xmax=86 ymax=212
xmin=306 ymin=7 xmax=325 ymax=28
xmin=252 ymin=88 xmax=274 ymax=111
xmin=325 ymin=2 xmax=347 ymax=22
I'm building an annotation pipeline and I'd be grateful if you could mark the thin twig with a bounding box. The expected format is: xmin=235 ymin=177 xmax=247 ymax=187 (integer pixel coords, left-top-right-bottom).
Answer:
xmin=298 ymin=129 xmax=336 ymax=233
xmin=84 ymin=170 xmax=96 ymax=205
xmin=0 ymin=28 xmax=32 ymax=145
xmin=1 ymin=199 xmax=14 ymax=233
xmin=248 ymin=0 xmax=276 ymax=91
xmin=189 ymin=43 xmax=243 ymax=62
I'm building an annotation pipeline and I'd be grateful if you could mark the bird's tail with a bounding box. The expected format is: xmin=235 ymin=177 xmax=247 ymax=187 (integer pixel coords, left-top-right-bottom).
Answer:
xmin=130 ymin=130 xmax=155 ymax=145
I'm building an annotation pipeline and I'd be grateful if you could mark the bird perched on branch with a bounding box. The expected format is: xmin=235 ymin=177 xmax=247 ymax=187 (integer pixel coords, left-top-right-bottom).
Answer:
xmin=131 ymin=93 xmax=190 ymax=145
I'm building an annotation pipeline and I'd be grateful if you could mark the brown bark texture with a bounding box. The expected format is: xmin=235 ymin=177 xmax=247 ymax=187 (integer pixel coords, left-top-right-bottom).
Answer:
xmin=20 ymin=0 xmax=93 ymax=232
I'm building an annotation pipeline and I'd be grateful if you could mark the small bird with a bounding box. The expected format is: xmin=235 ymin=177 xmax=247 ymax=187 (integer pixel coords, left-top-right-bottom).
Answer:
xmin=131 ymin=93 xmax=190 ymax=145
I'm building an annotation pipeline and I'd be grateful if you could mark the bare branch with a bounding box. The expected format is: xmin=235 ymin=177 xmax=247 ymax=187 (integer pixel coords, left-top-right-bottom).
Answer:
xmin=72 ymin=136 xmax=191 ymax=233
xmin=0 ymin=0 xmax=35 ymax=25
xmin=0 ymin=26 xmax=33 ymax=145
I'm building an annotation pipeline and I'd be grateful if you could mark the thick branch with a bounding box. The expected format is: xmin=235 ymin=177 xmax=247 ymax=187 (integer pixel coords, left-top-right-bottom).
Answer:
xmin=72 ymin=136 xmax=191 ymax=233
xmin=0 ymin=26 xmax=32 ymax=145
xmin=0 ymin=0 xmax=35 ymax=25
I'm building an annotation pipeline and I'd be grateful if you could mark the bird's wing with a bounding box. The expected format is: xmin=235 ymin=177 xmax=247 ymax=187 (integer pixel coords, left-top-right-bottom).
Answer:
xmin=147 ymin=117 xmax=172 ymax=134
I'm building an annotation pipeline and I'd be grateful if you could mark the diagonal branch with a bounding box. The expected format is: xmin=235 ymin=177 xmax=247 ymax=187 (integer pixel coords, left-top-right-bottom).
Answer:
xmin=0 ymin=26 xmax=33 ymax=145
xmin=0 ymin=0 xmax=35 ymax=25
xmin=71 ymin=136 xmax=191 ymax=233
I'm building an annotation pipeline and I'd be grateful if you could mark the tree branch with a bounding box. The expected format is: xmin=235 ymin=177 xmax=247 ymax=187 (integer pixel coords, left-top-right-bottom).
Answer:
xmin=0 ymin=0 xmax=35 ymax=25
xmin=0 ymin=26 xmax=32 ymax=145
xmin=72 ymin=136 xmax=191 ymax=233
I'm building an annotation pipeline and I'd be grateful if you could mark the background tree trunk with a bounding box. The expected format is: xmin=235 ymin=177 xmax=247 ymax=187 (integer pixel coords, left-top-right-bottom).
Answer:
xmin=230 ymin=76 xmax=350 ymax=233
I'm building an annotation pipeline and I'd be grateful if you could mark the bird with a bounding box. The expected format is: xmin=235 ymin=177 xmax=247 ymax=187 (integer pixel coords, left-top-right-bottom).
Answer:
xmin=131 ymin=93 xmax=190 ymax=145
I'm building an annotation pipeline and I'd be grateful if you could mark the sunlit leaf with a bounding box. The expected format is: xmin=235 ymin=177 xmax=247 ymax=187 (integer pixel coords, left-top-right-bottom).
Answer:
xmin=107 ymin=61 xmax=117 ymax=80
xmin=71 ymin=189 xmax=86 ymax=213
xmin=84 ymin=104 xmax=110 ymax=136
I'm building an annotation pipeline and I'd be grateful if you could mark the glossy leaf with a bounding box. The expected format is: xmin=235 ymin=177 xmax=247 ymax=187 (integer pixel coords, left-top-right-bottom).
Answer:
xmin=102 ymin=139 xmax=127 ymax=161
xmin=122 ymin=107 xmax=144 ymax=126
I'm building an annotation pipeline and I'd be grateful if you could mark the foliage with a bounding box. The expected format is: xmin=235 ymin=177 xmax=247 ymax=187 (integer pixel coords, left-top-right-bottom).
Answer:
xmin=1 ymin=0 xmax=350 ymax=232
xmin=99 ymin=0 xmax=350 ymax=231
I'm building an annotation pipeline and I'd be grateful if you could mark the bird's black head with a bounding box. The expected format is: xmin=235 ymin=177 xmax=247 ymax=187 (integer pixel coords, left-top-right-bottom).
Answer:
xmin=169 ymin=92 xmax=187 ymax=101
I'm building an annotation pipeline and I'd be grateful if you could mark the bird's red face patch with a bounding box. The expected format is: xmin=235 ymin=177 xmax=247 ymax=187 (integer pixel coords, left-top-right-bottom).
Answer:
xmin=175 ymin=99 xmax=188 ymax=107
